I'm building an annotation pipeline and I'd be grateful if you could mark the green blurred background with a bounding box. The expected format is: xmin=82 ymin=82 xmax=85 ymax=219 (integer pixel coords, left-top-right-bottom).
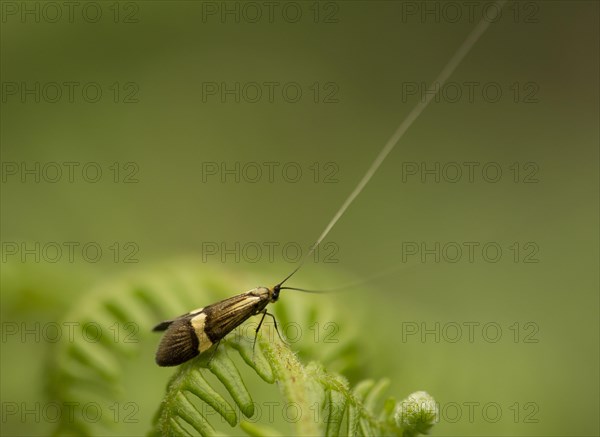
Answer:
xmin=1 ymin=1 xmax=598 ymax=436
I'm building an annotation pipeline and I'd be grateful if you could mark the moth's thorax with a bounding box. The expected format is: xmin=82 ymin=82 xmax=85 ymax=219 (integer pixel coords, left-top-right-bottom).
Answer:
xmin=249 ymin=286 xmax=278 ymax=303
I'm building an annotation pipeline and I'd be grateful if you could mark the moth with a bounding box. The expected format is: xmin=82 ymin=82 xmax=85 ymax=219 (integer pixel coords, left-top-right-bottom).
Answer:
xmin=153 ymin=272 xmax=313 ymax=366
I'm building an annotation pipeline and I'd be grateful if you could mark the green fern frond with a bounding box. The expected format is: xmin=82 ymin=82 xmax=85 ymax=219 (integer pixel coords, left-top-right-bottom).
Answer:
xmin=45 ymin=259 xmax=436 ymax=436
xmin=151 ymin=329 xmax=437 ymax=436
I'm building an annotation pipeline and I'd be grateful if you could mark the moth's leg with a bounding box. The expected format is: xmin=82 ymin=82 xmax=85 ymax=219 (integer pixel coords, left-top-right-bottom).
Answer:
xmin=253 ymin=310 xmax=287 ymax=354
xmin=264 ymin=311 xmax=287 ymax=345
xmin=253 ymin=310 xmax=268 ymax=353
xmin=207 ymin=340 xmax=221 ymax=364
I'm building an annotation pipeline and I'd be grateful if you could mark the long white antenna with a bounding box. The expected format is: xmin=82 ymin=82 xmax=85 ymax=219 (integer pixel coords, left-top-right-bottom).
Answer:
xmin=278 ymin=0 xmax=506 ymax=287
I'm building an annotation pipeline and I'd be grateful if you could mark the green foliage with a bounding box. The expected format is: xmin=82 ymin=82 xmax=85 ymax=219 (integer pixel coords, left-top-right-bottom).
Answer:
xmin=150 ymin=332 xmax=437 ymax=436
xmin=44 ymin=260 xmax=436 ymax=436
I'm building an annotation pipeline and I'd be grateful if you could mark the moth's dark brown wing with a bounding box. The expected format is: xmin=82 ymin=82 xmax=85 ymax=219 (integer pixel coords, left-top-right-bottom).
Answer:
xmin=203 ymin=293 xmax=270 ymax=342
xmin=153 ymin=290 xmax=271 ymax=366
xmin=155 ymin=316 xmax=199 ymax=366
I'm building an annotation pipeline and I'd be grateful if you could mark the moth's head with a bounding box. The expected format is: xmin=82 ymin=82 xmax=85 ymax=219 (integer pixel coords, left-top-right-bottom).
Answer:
xmin=270 ymin=284 xmax=281 ymax=302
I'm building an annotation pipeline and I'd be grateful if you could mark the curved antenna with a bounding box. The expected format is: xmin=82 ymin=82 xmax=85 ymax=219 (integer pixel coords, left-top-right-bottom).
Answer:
xmin=280 ymin=261 xmax=419 ymax=294
xmin=279 ymin=286 xmax=333 ymax=294
xmin=276 ymin=0 xmax=506 ymax=288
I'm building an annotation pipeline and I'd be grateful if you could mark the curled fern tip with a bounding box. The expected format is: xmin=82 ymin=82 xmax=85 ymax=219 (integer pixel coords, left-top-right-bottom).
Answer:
xmin=394 ymin=391 xmax=438 ymax=436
